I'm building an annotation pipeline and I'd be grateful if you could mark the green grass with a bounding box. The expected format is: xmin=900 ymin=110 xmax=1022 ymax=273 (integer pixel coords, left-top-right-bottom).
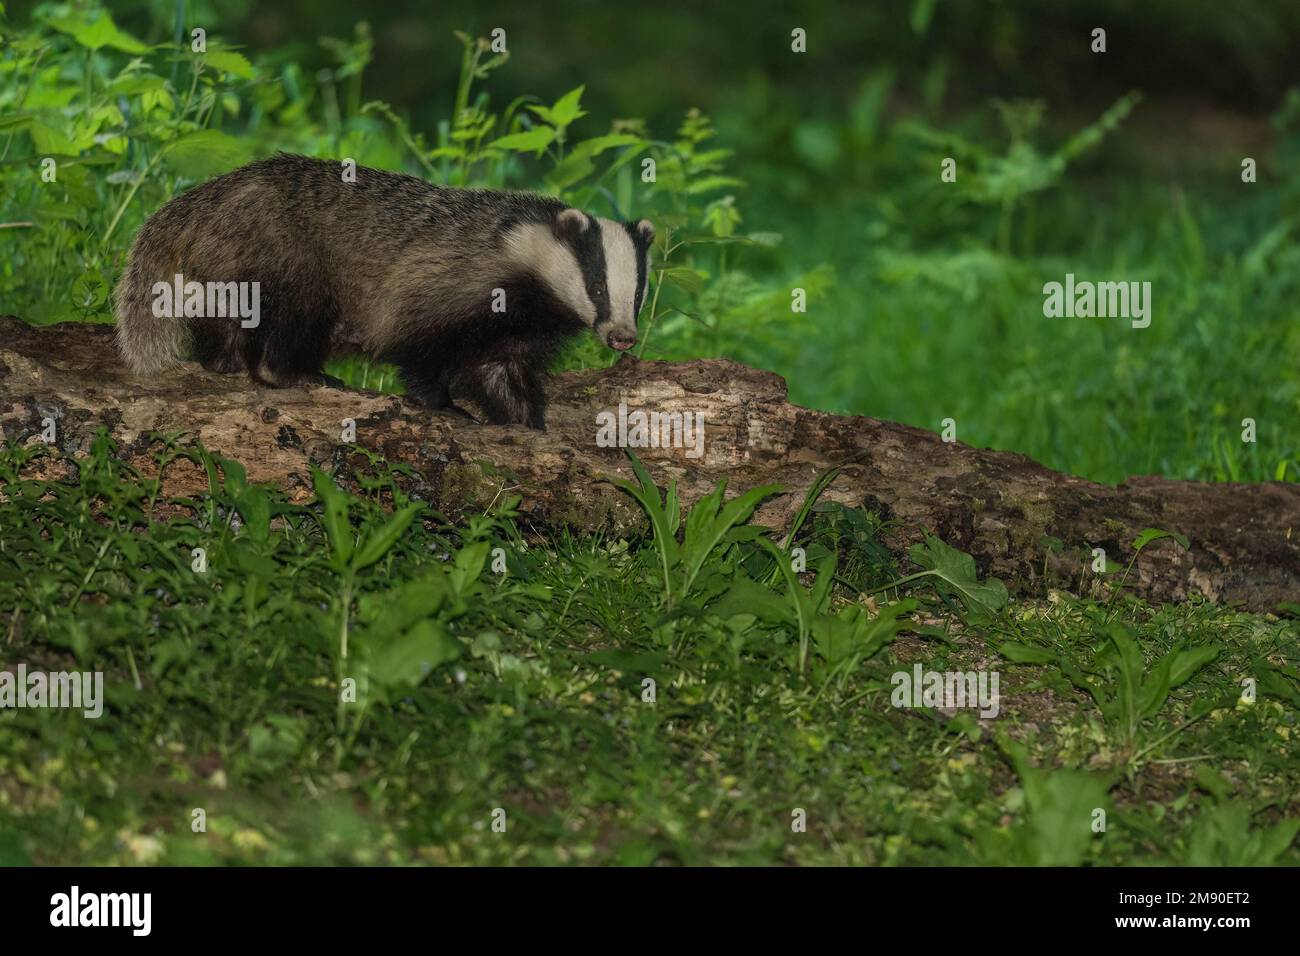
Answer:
xmin=1 ymin=439 xmax=1297 ymax=865
xmin=691 ymin=87 xmax=1300 ymax=486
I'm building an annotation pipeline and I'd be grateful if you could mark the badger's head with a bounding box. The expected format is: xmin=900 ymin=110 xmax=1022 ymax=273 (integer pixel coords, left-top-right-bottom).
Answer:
xmin=546 ymin=208 xmax=654 ymax=351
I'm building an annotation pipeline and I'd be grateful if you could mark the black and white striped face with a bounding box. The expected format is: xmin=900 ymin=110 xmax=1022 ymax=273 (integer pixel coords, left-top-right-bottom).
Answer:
xmin=553 ymin=209 xmax=654 ymax=351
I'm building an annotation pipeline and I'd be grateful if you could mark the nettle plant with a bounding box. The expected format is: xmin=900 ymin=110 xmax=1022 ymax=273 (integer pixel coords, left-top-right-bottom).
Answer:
xmin=0 ymin=5 xmax=270 ymax=324
xmin=0 ymin=7 xmax=800 ymax=378
xmin=903 ymin=92 xmax=1142 ymax=255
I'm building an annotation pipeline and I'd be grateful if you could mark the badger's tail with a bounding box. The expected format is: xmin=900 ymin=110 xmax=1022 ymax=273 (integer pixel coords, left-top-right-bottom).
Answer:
xmin=113 ymin=243 xmax=188 ymax=375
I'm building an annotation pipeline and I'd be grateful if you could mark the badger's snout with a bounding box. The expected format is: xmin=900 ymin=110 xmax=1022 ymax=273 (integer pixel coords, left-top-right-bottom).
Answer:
xmin=606 ymin=329 xmax=637 ymax=351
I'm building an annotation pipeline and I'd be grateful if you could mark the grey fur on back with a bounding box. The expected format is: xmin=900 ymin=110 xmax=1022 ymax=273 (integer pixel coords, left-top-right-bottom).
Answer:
xmin=115 ymin=153 xmax=569 ymax=371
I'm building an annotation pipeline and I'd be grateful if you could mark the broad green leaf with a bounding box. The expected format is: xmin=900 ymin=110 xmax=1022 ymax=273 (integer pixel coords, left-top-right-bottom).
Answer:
xmin=661 ymin=266 xmax=706 ymax=294
xmin=908 ymin=533 xmax=1009 ymax=614
xmin=228 ymin=542 xmax=277 ymax=580
xmin=1165 ymin=645 xmax=1220 ymax=687
xmin=544 ymin=154 xmax=595 ymax=191
xmin=812 ymin=611 xmax=856 ymax=665
xmin=1185 ymin=801 xmax=1300 ymax=866
xmin=203 ymin=49 xmax=255 ymax=79
xmin=1106 ymin=624 xmax=1145 ymax=734
xmin=45 ymin=11 xmax=149 ymax=53
xmin=568 ymin=133 xmax=644 ymax=159
xmin=815 ymin=599 xmax=912 ymax=665
xmin=0 ymin=111 xmax=34 ymax=132
xmin=1140 ymin=643 xmax=1220 ymax=718
xmin=108 ymin=72 xmax=169 ymax=96
xmin=686 ymin=175 xmax=745 ymax=194
xmin=548 ymin=85 xmax=587 ymax=127
xmin=449 ymin=540 xmax=491 ymax=596
xmin=1137 ymin=654 xmax=1173 ymax=721
xmin=709 ymin=575 xmax=796 ymax=625
xmin=486 ymin=126 xmax=555 ymax=155
xmin=996 ymin=735 xmax=1114 ymax=866
xmin=368 ymin=619 xmax=460 ymax=690
xmin=352 ymin=503 xmax=423 ymax=571
xmin=163 ymin=130 xmax=254 ymax=179
xmin=808 ymin=550 xmax=837 ymax=614
xmin=234 ymin=488 xmax=271 ymax=543
xmin=682 ymin=482 xmax=782 ymax=596
xmin=27 ymin=120 xmax=76 ymax=155
xmin=357 ymin=575 xmax=448 ymax=635
xmin=311 ymin=468 xmax=354 ymax=570
xmin=998 ymin=642 xmax=1057 ymax=664
xmin=219 ymin=456 xmax=248 ymax=495
xmin=530 ymin=86 xmax=586 ymax=129
xmin=1132 ymin=527 xmax=1189 ymax=551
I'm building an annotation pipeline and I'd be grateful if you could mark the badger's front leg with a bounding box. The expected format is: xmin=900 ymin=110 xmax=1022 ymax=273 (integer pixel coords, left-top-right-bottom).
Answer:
xmin=457 ymin=352 xmax=548 ymax=429
xmin=398 ymin=362 xmax=477 ymax=421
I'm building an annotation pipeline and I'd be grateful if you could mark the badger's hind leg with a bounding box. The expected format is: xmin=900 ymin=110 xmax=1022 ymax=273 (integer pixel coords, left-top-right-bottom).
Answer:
xmin=243 ymin=268 xmax=339 ymax=388
xmin=191 ymin=317 xmax=246 ymax=374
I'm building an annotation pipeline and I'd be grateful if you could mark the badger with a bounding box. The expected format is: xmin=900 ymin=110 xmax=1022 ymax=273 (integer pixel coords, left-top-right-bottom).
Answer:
xmin=113 ymin=153 xmax=654 ymax=429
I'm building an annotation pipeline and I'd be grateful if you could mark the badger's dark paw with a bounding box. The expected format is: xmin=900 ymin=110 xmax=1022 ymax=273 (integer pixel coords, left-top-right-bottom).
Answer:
xmin=200 ymin=354 xmax=246 ymax=375
xmin=307 ymin=373 xmax=346 ymax=389
xmin=438 ymin=402 xmax=479 ymax=423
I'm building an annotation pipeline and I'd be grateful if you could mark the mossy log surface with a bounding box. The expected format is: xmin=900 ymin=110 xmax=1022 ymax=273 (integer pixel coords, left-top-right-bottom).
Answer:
xmin=2 ymin=316 xmax=1296 ymax=611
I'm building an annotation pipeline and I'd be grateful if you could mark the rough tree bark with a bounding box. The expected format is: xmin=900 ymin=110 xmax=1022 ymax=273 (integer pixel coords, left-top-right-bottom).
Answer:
xmin=2 ymin=316 xmax=1296 ymax=611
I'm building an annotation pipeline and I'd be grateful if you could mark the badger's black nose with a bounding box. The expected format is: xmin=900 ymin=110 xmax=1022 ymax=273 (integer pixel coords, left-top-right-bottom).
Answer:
xmin=609 ymin=332 xmax=636 ymax=351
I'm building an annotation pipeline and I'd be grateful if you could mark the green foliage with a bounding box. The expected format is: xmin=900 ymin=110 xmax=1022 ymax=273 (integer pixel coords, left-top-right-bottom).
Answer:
xmin=862 ymin=532 xmax=1009 ymax=618
xmin=1 ymin=441 xmax=1298 ymax=864
xmin=904 ymin=534 xmax=1010 ymax=616
xmin=760 ymin=540 xmax=914 ymax=676
xmin=981 ymin=736 xmax=1114 ymax=866
xmin=1060 ymin=624 xmax=1221 ymax=753
xmin=1181 ymin=801 xmax=1300 ymax=866
xmin=602 ymin=450 xmax=780 ymax=608
xmin=996 ymin=614 xmax=1226 ymax=771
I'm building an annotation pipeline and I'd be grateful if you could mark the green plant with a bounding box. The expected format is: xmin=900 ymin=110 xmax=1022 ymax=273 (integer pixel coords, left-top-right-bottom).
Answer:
xmin=1058 ymin=623 xmax=1221 ymax=760
xmin=982 ymin=736 xmax=1115 ymax=866
xmin=1182 ymin=800 xmax=1300 ymax=866
xmin=602 ymin=450 xmax=780 ymax=608
xmin=904 ymin=91 xmax=1141 ymax=254
xmin=866 ymin=532 xmax=1009 ymax=617
xmin=1105 ymin=527 xmax=1190 ymax=617
xmin=759 ymin=541 xmax=914 ymax=676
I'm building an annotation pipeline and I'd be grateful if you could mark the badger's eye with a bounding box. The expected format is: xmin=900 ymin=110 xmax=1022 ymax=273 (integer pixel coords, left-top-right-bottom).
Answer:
xmin=591 ymin=284 xmax=605 ymax=299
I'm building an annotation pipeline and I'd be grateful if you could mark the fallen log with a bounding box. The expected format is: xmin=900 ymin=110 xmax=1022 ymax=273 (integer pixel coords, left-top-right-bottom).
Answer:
xmin=1 ymin=315 xmax=1296 ymax=611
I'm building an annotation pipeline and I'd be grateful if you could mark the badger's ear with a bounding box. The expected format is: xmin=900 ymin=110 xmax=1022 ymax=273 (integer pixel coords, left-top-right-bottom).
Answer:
xmin=554 ymin=208 xmax=589 ymax=241
xmin=634 ymin=218 xmax=655 ymax=243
